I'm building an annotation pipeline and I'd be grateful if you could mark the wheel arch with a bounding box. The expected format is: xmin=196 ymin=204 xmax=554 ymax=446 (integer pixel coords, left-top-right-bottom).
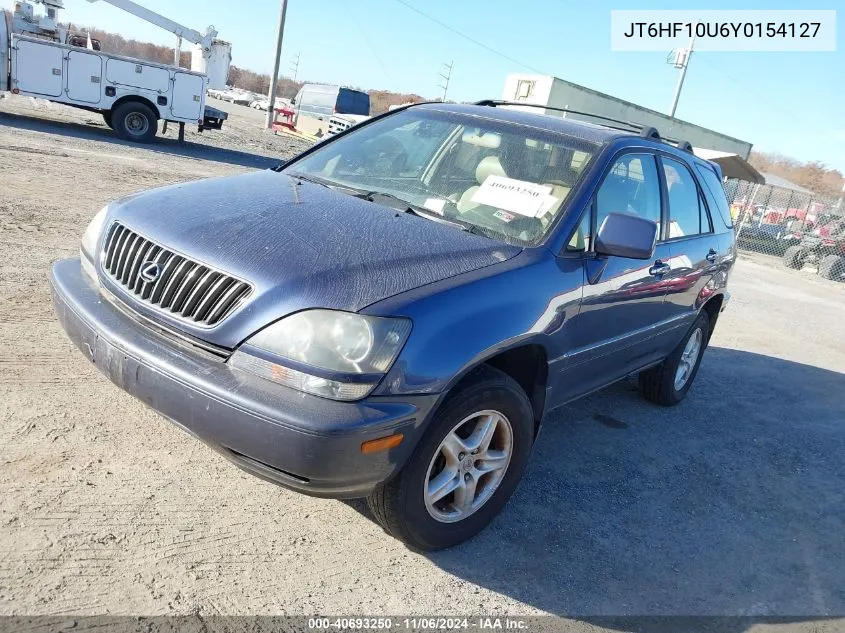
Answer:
xmin=441 ymin=341 xmax=550 ymax=435
xmin=700 ymin=293 xmax=725 ymax=339
xmin=109 ymin=95 xmax=161 ymax=120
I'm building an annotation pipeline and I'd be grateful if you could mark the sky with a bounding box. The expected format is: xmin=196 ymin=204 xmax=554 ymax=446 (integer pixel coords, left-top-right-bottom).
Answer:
xmin=5 ymin=0 xmax=843 ymax=172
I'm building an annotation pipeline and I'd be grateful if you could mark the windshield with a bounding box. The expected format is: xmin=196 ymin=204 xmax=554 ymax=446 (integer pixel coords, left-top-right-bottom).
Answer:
xmin=282 ymin=108 xmax=599 ymax=245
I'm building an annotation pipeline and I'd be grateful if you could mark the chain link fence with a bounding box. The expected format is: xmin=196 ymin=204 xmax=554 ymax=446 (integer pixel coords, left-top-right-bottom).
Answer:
xmin=726 ymin=178 xmax=845 ymax=282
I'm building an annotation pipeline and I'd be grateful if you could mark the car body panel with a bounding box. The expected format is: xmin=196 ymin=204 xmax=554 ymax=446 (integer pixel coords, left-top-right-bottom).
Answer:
xmin=553 ymin=242 xmax=677 ymax=405
xmin=98 ymin=170 xmax=521 ymax=349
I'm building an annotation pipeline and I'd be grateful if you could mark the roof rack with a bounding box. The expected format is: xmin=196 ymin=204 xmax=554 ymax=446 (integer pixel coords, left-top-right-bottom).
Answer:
xmin=473 ymin=100 xmax=694 ymax=154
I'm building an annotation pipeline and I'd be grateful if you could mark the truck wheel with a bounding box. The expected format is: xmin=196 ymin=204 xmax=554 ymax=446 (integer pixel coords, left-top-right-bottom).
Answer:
xmin=367 ymin=366 xmax=534 ymax=550
xmin=639 ymin=311 xmax=709 ymax=407
xmin=783 ymin=245 xmax=807 ymax=270
xmin=111 ymin=102 xmax=157 ymax=143
xmin=102 ymin=111 xmax=113 ymax=129
xmin=818 ymin=255 xmax=845 ymax=281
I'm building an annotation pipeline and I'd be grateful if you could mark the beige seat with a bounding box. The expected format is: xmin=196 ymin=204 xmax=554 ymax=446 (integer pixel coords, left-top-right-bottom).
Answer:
xmin=456 ymin=156 xmax=507 ymax=214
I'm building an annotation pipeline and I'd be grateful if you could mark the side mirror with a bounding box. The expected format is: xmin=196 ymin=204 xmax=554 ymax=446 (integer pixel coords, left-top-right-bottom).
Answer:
xmin=594 ymin=212 xmax=658 ymax=260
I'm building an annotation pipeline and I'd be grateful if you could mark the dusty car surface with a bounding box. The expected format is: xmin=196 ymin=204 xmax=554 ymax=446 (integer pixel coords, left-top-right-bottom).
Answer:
xmin=51 ymin=102 xmax=735 ymax=549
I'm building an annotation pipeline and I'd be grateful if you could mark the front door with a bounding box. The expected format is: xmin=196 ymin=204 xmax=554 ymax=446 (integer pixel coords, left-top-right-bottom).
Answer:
xmin=551 ymin=152 xmax=675 ymax=405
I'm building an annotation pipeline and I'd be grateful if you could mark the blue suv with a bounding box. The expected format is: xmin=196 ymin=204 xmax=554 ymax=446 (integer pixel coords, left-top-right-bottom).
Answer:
xmin=51 ymin=101 xmax=735 ymax=549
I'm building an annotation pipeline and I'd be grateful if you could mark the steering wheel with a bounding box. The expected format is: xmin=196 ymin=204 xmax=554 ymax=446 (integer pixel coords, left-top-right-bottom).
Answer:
xmin=367 ymin=136 xmax=408 ymax=176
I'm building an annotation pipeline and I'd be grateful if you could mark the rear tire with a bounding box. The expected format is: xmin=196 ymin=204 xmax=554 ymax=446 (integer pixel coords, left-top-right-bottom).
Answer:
xmin=111 ymin=101 xmax=157 ymax=143
xmin=783 ymin=245 xmax=807 ymax=270
xmin=818 ymin=254 xmax=845 ymax=281
xmin=102 ymin=111 xmax=113 ymax=129
xmin=639 ymin=311 xmax=710 ymax=407
xmin=367 ymin=366 xmax=534 ymax=551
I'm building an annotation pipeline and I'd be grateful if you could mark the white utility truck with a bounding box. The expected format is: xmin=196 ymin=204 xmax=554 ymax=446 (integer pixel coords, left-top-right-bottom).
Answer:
xmin=1 ymin=0 xmax=229 ymax=142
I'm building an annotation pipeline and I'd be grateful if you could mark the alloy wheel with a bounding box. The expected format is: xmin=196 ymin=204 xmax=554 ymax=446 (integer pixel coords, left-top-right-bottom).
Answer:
xmin=674 ymin=328 xmax=703 ymax=391
xmin=424 ymin=410 xmax=513 ymax=523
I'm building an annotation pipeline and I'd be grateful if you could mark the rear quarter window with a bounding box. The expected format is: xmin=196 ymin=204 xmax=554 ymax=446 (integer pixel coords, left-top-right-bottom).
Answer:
xmin=695 ymin=163 xmax=733 ymax=230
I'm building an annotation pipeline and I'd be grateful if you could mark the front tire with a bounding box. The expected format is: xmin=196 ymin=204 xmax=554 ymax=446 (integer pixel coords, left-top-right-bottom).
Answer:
xmin=783 ymin=245 xmax=807 ymax=270
xmin=818 ymin=254 xmax=845 ymax=281
xmin=367 ymin=366 xmax=534 ymax=550
xmin=111 ymin=101 xmax=157 ymax=143
xmin=639 ymin=311 xmax=710 ymax=406
xmin=102 ymin=111 xmax=113 ymax=129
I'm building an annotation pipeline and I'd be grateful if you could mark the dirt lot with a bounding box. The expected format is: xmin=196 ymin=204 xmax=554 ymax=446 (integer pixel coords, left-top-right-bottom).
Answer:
xmin=1 ymin=95 xmax=844 ymax=629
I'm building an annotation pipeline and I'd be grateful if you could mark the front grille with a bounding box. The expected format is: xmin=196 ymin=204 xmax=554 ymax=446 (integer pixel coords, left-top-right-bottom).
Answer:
xmin=327 ymin=116 xmax=353 ymax=136
xmin=101 ymin=223 xmax=252 ymax=327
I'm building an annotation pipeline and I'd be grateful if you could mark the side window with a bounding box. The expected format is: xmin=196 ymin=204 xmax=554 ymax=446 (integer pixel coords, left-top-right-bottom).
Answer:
xmin=566 ymin=211 xmax=591 ymax=252
xmin=663 ymin=157 xmax=711 ymax=238
xmin=595 ymin=154 xmax=661 ymax=232
xmin=695 ymin=163 xmax=733 ymax=228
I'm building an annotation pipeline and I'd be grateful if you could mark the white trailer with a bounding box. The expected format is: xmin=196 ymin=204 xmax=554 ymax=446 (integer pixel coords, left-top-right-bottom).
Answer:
xmin=1 ymin=0 xmax=228 ymax=142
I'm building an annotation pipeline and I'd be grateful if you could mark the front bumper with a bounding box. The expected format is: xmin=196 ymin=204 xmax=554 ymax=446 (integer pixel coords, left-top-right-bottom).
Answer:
xmin=50 ymin=258 xmax=438 ymax=498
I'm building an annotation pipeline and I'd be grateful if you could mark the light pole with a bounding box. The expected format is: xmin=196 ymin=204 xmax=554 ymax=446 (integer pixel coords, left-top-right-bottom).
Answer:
xmin=266 ymin=0 xmax=289 ymax=129
xmin=669 ymin=31 xmax=696 ymax=118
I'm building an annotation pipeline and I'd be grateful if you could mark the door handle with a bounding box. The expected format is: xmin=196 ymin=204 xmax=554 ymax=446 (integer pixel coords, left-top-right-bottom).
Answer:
xmin=649 ymin=260 xmax=671 ymax=276
xmin=706 ymin=248 xmax=718 ymax=263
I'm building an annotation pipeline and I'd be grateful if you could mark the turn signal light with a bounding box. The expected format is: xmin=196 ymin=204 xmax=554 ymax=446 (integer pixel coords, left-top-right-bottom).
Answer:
xmin=361 ymin=434 xmax=404 ymax=454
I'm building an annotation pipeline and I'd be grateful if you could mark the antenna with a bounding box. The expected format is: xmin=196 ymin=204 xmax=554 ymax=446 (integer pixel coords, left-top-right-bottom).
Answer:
xmin=438 ymin=60 xmax=453 ymax=102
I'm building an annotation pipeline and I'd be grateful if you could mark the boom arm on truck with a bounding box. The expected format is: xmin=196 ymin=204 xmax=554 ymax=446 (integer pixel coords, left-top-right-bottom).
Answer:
xmin=85 ymin=0 xmax=217 ymax=63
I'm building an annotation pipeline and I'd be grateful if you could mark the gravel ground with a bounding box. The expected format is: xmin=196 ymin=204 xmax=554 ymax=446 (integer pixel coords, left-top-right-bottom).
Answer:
xmin=0 ymin=94 xmax=843 ymax=631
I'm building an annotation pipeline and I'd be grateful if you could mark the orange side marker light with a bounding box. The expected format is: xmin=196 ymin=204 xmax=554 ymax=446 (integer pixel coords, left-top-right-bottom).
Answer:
xmin=361 ymin=433 xmax=404 ymax=454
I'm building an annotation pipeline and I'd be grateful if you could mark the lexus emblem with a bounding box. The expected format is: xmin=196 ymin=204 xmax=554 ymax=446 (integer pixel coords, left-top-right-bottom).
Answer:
xmin=139 ymin=261 xmax=162 ymax=283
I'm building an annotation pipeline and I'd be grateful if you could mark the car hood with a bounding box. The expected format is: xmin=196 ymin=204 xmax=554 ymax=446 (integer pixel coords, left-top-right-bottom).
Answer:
xmin=103 ymin=170 xmax=520 ymax=349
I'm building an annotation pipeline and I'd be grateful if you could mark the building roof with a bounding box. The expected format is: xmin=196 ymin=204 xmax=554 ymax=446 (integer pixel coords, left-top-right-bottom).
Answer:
xmin=546 ymin=76 xmax=753 ymax=149
xmin=693 ymin=149 xmax=765 ymax=184
xmin=759 ymin=172 xmax=815 ymax=195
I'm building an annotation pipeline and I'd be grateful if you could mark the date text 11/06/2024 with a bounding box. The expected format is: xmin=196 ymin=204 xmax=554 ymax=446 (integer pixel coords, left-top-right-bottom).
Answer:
xmin=307 ymin=618 xmax=529 ymax=630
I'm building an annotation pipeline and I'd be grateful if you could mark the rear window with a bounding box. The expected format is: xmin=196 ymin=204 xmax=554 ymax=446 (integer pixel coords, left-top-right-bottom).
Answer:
xmin=695 ymin=163 xmax=733 ymax=229
xmin=337 ymin=89 xmax=370 ymax=116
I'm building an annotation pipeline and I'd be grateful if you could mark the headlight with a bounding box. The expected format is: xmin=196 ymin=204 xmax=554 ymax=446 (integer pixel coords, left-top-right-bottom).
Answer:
xmin=229 ymin=310 xmax=412 ymax=401
xmin=80 ymin=206 xmax=109 ymax=260
xmin=80 ymin=206 xmax=109 ymax=282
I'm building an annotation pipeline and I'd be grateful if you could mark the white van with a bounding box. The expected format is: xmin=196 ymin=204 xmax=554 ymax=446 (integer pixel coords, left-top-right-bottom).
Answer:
xmin=292 ymin=84 xmax=370 ymax=123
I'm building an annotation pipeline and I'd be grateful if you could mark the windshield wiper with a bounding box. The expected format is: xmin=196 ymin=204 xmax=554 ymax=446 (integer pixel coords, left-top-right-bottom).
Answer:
xmin=352 ymin=190 xmax=481 ymax=233
xmin=287 ymin=172 xmax=339 ymax=189
xmin=286 ymin=177 xmax=484 ymax=235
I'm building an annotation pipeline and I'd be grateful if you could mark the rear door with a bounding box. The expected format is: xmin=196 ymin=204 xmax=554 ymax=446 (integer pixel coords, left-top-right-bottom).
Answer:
xmin=13 ymin=38 xmax=64 ymax=97
xmin=658 ymin=155 xmax=722 ymax=337
xmin=551 ymin=151 xmax=674 ymax=405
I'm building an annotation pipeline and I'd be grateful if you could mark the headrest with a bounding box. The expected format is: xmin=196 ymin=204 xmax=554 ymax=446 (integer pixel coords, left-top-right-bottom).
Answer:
xmin=476 ymin=156 xmax=506 ymax=185
xmin=541 ymin=165 xmax=579 ymax=185
xmin=462 ymin=130 xmax=501 ymax=149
